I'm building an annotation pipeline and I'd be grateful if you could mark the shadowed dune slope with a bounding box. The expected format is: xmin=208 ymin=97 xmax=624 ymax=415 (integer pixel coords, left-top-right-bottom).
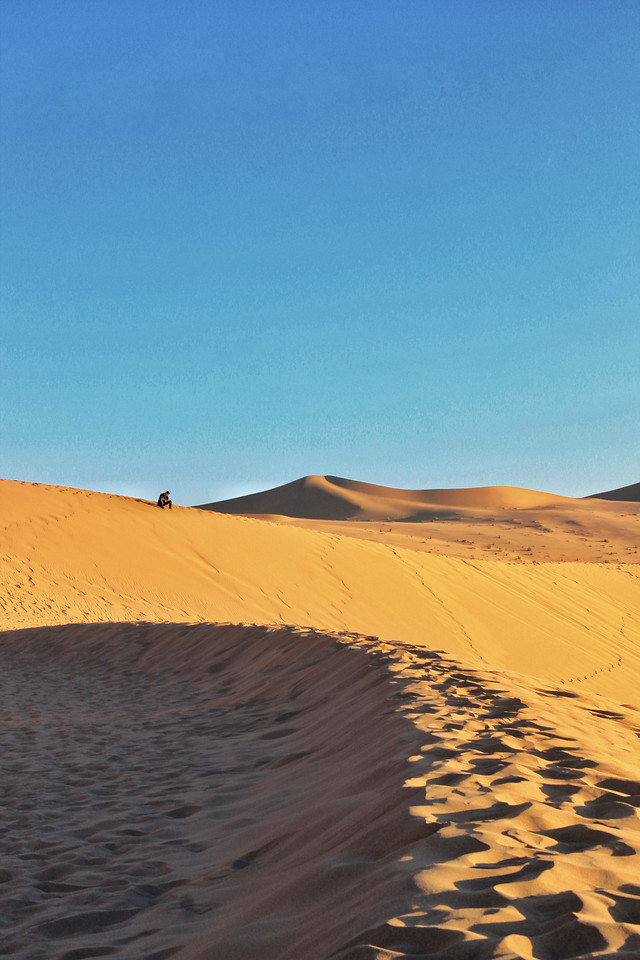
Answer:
xmin=195 ymin=474 xmax=571 ymax=520
xmin=196 ymin=475 xmax=361 ymax=520
xmin=589 ymin=480 xmax=640 ymax=502
xmin=0 ymin=621 xmax=432 ymax=960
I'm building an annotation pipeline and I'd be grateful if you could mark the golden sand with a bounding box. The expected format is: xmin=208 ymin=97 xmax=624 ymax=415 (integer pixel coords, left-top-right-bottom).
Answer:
xmin=1 ymin=477 xmax=639 ymax=958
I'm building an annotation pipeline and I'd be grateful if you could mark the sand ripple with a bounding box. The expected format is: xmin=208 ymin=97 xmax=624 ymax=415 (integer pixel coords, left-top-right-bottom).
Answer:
xmin=335 ymin=636 xmax=640 ymax=959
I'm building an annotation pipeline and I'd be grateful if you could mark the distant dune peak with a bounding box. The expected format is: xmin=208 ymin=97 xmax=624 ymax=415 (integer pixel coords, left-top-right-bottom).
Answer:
xmin=194 ymin=474 xmax=570 ymax=520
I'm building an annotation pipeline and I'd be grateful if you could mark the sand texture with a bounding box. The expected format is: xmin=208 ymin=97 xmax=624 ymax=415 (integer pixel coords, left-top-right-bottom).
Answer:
xmin=1 ymin=477 xmax=640 ymax=958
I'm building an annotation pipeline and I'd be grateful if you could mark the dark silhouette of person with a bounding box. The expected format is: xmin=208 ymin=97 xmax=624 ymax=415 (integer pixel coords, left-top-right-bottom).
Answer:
xmin=157 ymin=491 xmax=172 ymax=509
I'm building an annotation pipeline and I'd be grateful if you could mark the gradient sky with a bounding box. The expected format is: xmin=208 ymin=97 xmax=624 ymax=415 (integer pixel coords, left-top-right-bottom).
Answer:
xmin=1 ymin=1 xmax=638 ymax=506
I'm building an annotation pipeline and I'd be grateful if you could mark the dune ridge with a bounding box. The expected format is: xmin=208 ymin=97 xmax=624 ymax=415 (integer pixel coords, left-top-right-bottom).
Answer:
xmin=2 ymin=477 xmax=640 ymax=958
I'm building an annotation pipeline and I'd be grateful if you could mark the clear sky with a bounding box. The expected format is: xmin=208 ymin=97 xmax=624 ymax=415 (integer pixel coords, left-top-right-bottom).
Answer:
xmin=1 ymin=1 xmax=638 ymax=506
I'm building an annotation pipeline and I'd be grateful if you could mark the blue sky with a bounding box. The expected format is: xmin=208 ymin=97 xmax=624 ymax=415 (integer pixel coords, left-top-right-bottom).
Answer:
xmin=1 ymin=1 xmax=638 ymax=505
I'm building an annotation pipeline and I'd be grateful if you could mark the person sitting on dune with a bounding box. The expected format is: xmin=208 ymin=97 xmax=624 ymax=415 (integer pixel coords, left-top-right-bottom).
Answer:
xmin=157 ymin=491 xmax=172 ymax=509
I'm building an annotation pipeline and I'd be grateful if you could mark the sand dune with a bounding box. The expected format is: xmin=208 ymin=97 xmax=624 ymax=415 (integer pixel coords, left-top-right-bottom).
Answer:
xmin=3 ymin=479 xmax=639 ymax=699
xmin=196 ymin=474 xmax=571 ymax=520
xmin=2 ymin=476 xmax=640 ymax=958
xmin=589 ymin=480 xmax=640 ymax=502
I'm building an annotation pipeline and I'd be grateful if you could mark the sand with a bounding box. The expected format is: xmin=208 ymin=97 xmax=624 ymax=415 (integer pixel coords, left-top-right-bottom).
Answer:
xmin=1 ymin=476 xmax=640 ymax=958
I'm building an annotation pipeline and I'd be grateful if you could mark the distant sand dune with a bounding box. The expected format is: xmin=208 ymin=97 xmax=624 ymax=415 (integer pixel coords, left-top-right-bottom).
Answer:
xmin=195 ymin=474 xmax=571 ymax=520
xmin=589 ymin=480 xmax=640 ymax=502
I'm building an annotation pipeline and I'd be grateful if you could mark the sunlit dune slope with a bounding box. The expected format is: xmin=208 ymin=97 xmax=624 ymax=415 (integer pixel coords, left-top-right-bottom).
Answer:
xmin=3 ymin=478 xmax=640 ymax=702
xmin=195 ymin=474 xmax=571 ymax=520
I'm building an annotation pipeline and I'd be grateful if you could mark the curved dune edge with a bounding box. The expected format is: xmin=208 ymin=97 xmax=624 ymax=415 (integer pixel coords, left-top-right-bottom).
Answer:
xmin=2 ymin=620 xmax=639 ymax=960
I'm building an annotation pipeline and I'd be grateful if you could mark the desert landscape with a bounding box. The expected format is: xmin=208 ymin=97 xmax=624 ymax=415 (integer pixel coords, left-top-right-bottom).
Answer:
xmin=2 ymin=474 xmax=640 ymax=960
